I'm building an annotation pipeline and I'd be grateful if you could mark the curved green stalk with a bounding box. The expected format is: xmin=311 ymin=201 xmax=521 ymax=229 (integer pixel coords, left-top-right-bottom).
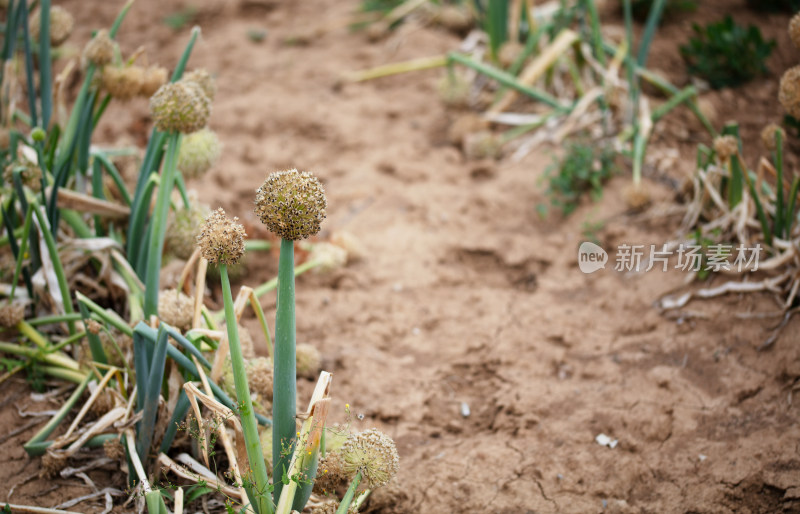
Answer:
xmin=32 ymin=205 xmax=75 ymax=334
xmin=143 ymin=132 xmax=181 ymax=317
xmin=273 ymin=239 xmax=296 ymax=504
xmin=221 ymin=265 xmax=274 ymax=514
xmin=335 ymin=472 xmax=363 ymax=514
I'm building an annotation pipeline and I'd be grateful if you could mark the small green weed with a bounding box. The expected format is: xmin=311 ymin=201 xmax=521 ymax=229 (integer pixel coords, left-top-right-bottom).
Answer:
xmin=680 ymin=16 xmax=775 ymax=89
xmin=542 ymin=142 xmax=617 ymax=216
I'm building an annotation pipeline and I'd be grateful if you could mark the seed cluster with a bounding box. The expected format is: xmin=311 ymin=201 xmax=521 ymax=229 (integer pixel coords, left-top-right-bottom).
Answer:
xmin=4 ymin=158 xmax=42 ymax=191
xmin=713 ymin=135 xmax=738 ymax=163
xmin=296 ymin=343 xmax=322 ymax=379
xmin=150 ymin=81 xmax=211 ymax=134
xmin=340 ymin=428 xmax=399 ymax=488
xmin=196 ymin=208 xmax=246 ymax=265
xmin=313 ymin=450 xmax=348 ymax=495
xmin=791 ymin=13 xmax=800 ymax=50
xmin=158 ymin=289 xmax=194 ymax=332
xmin=82 ymin=29 xmax=115 ymax=66
xmin=102 ymin=66 xmax=145 ymax=101
xmin=183 ymin=69 xmax=217 ymax=101
xmin=254 ymin=169 xmax=327 ymax=241
xmin=177 ymin=128 xmax=222 ymax=179
xmin=779 ymin=65 xmax=800 ymax=118
xmin=140 ymin=66 xmax=169 ymax=97
xmin=246 ymin=356 xmax=274 ymax=400
xmin=166 ymin=202 xmax=210 ymax=260
xmin=0 ymin=302 xmax=24 ymax=328
xmin=761 ymin=123 xmax=786 ymax=152
xmin=30 ymin=6 xmax=74 ymax=46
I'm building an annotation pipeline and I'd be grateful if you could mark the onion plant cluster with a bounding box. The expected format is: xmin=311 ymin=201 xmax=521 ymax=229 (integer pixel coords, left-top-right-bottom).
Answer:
xmin=0 ymin=2 xmax=397 ymax=513
xmin=347 ymin=0 xmax=715 ymax=215
xmin=657 ymin=14 xmax=800 ymax=346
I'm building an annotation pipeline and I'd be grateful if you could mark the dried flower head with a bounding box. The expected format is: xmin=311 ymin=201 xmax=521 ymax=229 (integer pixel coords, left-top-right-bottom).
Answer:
xmin=246 ymin=356 xmax=273 ymax=400
xmin=177 ymin=128 xmax=222 ymax=179
xmin=158 ymin=288 xmax=194 ymax=332
xmin=0 ymin=302 xmax=24 ymax=328
xmin=713 ymin=135 xmax=738 ymax=163
xmin=463 ymin=130 xmax=501 ymax=160
xmin=436 ymin=5 xmax=472 ymax=33
xmin=196 ymin=208 xmax=246 ymax=265
xmin=82 ymin=29 xmax=115 ymax=66
xmin=86 ymin=319 xmax=102 ymax=335
xmin=103 ymin=438 xmax=125 ymax=460
xmin=166 ymin=201 xmax=211 ymax=260
xmin=150 ymin=81 xmax=211 ymax=134
xmin=296 ymin=343 xmax=321 ymax=379
xmin=436 ymin=73 xmax=470 ymax=108
xmin=140 ymin=66 xmax=168 ymax=97
xmin=761 ymin=123 xmax=786 ymax=152
xmin=779 ymin=66 xmax=800 ymax=118
xmin=791 ymin=13 xmax=800 ymax=49
xmin=308 ymin=242 xmax=347 ymax=274
xmin=40 ymin=451 xmax=67 ymax=478
xmin=340 ymin=428 xmax=399 ymax=488
xmin=102 ymin=66 xmax=144 ymax=100
xmin=254 ymin=169 xmax=327 ymax=241
xmin=4 ymin=158 xmax=42 ymax=191
xmin=182 ymin=69 xmax=216 ymax=101
xmin=313 ymin=450 xmax=349 ymax=495
xmin=30 ymin=6 xmax=74 ymax=46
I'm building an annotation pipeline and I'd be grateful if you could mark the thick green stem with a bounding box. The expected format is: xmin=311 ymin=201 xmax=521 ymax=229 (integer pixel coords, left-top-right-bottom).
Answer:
xmin=221 ymin=265 xmax=274 ymax=514
xmin=33 ymin=205 xmax=75 ymax=334
xmin=273 ymin=239 xmax=296 ymax=504
xmin=24 ymin=374 xmax=91 ymax=454
xmin=335 ymin=472 xmax=363 ymax=514
xmin=143 ymin=133 xmax=181 ymax=317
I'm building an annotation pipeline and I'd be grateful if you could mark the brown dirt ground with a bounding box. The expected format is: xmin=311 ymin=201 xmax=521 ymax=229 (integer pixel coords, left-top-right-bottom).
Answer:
xmin=3 ymin=0 xmax=800 ymax=512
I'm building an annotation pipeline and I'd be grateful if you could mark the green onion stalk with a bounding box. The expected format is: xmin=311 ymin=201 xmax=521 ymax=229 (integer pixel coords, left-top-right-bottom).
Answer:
xmin=196 ymin=208 xmax=274 ymax=514
xmin=253 ymin=169 xmax=327 ymax=505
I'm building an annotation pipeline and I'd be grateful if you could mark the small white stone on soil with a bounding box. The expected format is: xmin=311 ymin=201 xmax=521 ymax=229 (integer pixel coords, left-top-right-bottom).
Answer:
xmin=595 ymin=433 xmax=618 ymax=449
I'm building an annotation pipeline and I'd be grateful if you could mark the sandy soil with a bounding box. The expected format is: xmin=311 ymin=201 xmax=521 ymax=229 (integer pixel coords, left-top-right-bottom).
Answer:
xmin=2 ymin=0 xmax=800 ymax=512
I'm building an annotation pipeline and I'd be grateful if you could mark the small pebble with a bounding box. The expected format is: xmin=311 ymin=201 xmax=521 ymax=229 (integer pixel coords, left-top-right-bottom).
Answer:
xmin=460 ymin=401 xmax=471 ymax=417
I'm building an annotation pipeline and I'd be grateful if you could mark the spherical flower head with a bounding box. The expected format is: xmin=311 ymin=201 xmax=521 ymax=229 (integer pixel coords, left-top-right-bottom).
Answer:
xmin=0 ymin=302 xmax=24 ymax=328
xmin=150 ymin=81 xmax=211 ymax=134
xmin=166 ymin=201 xmax=210 ymax=260
xmin=313 ymin=450 xmax=348 ymax=496
xmin=296 ymin=343 xmax=321 ymax=379
xmin=158 ymin=288 xmax=194 ymax=332
xmin=308 ymin=242 xmax=347 ymax=273
xmin=182 ymin=69 xmax=216 ymax=101
xmin=437 ymin=73 xmax=470 ymax=108
xmin=254 ymin=169 xmax=327 ymax=241
xmin=779 ymin=66 xmax=800 ymax=118
xmin=196 ymin=207 xmax=246 ymax=265
xmin=246 ymin=356 xmax=274 ymax=400
xmin=140 ymin=66 xmax=168 ymax=97
xmin=713 ymin=135 xmax=738 ymax=163
xmin=623 ymin=183 xmax=651 ymax=212
xmin=4 ymin=158 xmax=42 ymax=191
xmin=82 ymin=29 xmax=116 ymax=67
xmin=340 ymin=428 xmax=399 ymax=488
xmin=102 ymin=66 xmax=144 ymax=100
xmin=30 ymin=6 xmax=74 ymax=46
xmin=177 ymin=128 xmax=222 ymax=179
xmin=791 ymin=13 xmax=800 ymax=49
xmin=761 ymin=123 xmax=786 ymax=152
